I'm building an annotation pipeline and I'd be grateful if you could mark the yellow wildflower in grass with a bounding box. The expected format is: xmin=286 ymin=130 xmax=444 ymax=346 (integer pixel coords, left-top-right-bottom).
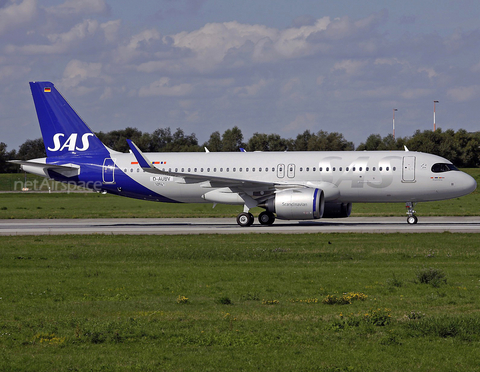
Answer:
xmin=323 ymin=292 xmax=368 ymax=305
xmin=176 ymin=295 xmax=189 ymax=304
xmin=34 ymin=333 xmax=66 ymax=345
xmin=262 ymin=299 xmax=280 ymax=305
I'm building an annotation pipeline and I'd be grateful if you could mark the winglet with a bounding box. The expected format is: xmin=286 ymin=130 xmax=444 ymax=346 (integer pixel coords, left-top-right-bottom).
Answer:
xmin=404 ymin=145 xmax=409 ymax=152
xmin=126 ymin=139 xmax=155 ymax=170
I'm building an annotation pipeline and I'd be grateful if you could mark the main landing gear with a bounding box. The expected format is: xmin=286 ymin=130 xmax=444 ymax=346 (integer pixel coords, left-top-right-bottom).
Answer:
xmin=405 ymin=202 xmax=418 ymax=224
xmin=236 ymin=212 xmax=254 ymax=227
xmin=236 ymin=210 xmax=276 ymax=227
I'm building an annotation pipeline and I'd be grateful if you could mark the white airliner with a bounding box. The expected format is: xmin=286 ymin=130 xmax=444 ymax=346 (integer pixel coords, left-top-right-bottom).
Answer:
xmin=12 ymin=82 xmax=477 ymax=226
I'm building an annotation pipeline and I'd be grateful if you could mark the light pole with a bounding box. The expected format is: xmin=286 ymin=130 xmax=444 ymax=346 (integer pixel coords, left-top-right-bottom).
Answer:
xmin=433 ymin=100 xmax=439 ymax=131
xmin=393 ymin=108 xmax=398 ymax=140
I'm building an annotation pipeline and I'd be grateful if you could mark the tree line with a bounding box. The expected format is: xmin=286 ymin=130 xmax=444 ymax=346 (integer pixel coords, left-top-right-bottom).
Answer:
xmin=1 ymin=126 xmax=479 ymax=173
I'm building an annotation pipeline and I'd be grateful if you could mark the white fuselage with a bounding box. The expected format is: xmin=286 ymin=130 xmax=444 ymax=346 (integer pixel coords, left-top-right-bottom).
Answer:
xmin=106 ymin=150 xmax=476 ymax=204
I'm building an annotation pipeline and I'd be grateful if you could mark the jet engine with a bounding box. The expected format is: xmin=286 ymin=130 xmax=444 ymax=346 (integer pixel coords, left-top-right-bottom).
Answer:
xmin=322 ymin=202 xmax=352 ymax=218
xmin=263 ymin=188 xmax=324 ymax=220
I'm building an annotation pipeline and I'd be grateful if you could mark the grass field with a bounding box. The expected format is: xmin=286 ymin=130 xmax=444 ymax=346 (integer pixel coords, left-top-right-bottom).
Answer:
xmin=0 ymin=168 xmax=478 ymax=219
xmin=1 ymin=233 xmax=479 ymax=371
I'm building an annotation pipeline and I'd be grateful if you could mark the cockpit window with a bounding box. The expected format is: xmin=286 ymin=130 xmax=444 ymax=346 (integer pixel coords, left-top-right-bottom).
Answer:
xmin=431 ymin=163 xmax=459 ymax=173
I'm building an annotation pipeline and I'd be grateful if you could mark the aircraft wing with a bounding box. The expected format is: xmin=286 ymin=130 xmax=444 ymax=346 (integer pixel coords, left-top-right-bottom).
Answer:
xmin=9 ymin=160 xmax=81 ymax=178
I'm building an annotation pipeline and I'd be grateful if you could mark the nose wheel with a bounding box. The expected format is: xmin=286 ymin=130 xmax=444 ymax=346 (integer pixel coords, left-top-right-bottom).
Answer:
xmin=406 ymin=202 xmax=418 ymax=224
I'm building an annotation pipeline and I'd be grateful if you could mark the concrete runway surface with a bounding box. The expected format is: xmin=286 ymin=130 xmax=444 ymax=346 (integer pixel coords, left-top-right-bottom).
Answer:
xmin=0 ymin=217 xmax=479 ymax=235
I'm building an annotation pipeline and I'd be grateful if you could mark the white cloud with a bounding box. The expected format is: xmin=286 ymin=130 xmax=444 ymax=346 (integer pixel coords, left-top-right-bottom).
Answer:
xmin=62 ymin=59 xmax=102 ymax=87
xmin=417 ymin=67 xmax=437 ymax=79
xmin=447 ymin=86 xmax=479 ymax=102
xmin=6 ymin=19 xmax=99 ymax=54
xmin=332 ymin=59 xmax=368 ymax=75
xmin=401 ymin=88 xmax=432 ymax=99
xmin=0 ymin=0 xmax=37 ymax=36
xmin=46 ymin=0 xmax=109 ymax=17
xmin=101 ymin=20 xmax=121 ymax=43
xmin=113 ymin=29 xmax=161 ymax=64
xmin=233 ymin=79 xmax=269 ymax=97
xmin=138 ymin=77 xmax=193 ymax=97
xmin=283 ymin=112 xmax=317 ymax=132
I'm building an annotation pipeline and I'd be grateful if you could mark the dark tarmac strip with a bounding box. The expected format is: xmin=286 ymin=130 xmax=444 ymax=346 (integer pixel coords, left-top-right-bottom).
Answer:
xmin=0 ymin=217 xmax=479 ymax=235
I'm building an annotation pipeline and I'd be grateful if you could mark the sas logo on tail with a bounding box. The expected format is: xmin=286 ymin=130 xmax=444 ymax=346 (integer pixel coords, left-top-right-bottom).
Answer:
xmin=48 ymin=133 xmax=94 ymax=152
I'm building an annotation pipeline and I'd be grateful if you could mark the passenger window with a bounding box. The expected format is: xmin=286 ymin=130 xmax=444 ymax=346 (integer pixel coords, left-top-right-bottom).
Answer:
xmin=220 ymin=168 xmax=223 ymax=172
xmin=366 ymin=167 xmax=369 ymax=171
xmin=233 ymin=168 xmax=236 ymax=172
xmin=379 ymin=167 xmax=383 ymax=171
xmin=352 ymin=167 xmax=356 ymax=171
xmin=332 ymin=167 xmax=335 ymax=171
xmin=359 ymin=167 xmax=362 ymax=171
xmin=386 ymin=167 xmax=389 ymax=171
xmin=313 ymin=167 xmax=316 ymax=171
xmin=373 ymin=167 xmax=376 ymax=171
xmin=346 ymin=167 xmax=349 ymax=171
xmin=326 ymin=167 xmax=330 ymax=171
xmin=319 ymin=167 xmax=323 ymax=171
xmin=339 ymin=167 xmax=342 ymax=171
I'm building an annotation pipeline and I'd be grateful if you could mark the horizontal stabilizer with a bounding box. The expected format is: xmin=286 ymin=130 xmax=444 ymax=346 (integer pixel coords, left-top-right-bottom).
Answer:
xmin=9 ymin=160 xmax=80 ymax=178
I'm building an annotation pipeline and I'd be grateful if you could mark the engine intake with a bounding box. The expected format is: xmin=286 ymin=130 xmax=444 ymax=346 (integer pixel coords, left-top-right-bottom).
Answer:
xmin=265 ymin=188 xmax=324 ymax=220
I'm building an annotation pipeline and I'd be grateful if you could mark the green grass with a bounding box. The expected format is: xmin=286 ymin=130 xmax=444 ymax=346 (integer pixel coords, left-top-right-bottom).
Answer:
xmin=0 ymin=168 xmax=478 ymax=219
xmin=1 ymin=233 xmax=479 ymax=371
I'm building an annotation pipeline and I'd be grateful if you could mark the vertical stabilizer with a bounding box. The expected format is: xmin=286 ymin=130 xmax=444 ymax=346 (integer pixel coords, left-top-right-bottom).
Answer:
xmin=29 ymin=82 xmax=109 ymax=158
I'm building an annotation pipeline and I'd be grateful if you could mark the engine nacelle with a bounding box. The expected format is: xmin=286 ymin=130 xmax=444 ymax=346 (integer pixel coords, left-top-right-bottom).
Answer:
xmin=322 ymin=202 xmax=352 ymax=218
xmin=265 ymin=188 xmax=324 ymax=220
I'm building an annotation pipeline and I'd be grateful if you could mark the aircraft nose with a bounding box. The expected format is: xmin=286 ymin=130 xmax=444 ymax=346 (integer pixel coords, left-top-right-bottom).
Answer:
xmin=461 ymin=172 xmax=477 ymax=195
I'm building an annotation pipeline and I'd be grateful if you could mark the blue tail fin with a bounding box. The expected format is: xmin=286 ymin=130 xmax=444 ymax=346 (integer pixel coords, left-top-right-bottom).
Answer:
xmin=30 ymin=82 xmax=109 ymax=158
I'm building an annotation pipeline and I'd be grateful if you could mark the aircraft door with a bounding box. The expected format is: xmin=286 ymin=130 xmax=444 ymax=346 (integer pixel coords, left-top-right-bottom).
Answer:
xmin=402 ymin=156 xmax=415 ymax=182
xmin=103 ymin=158 xmax=116 ymax=184
xmin=277 ymin=164 xmax=285 ymax=178
xmin=287 ymin=163 xmax=295 ymax=178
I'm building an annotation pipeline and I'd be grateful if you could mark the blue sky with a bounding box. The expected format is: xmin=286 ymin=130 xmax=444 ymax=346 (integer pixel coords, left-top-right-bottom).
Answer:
xmin=1 ymin=0 xmax=480 ymax=150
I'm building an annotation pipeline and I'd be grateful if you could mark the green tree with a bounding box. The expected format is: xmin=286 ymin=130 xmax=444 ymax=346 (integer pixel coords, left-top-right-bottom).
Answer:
xmin=16 ymin=138 xmax=46 ymax=160
xmin=222 ymin=126 xmax=245 ymax=152
xmin=0 ymin=142 xmax=18 ymax=173
xmin=203 ymin=131 xmax=222 ymax=152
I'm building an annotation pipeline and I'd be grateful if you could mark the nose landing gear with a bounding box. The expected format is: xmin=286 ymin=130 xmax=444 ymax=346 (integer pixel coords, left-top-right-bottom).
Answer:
xmin=406 ymin=202 xmax=418 ymax=224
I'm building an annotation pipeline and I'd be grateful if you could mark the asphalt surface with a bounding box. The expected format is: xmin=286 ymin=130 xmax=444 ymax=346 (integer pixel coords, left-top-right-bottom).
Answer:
xmin=0 ymin=217 xmax=479 ymax=235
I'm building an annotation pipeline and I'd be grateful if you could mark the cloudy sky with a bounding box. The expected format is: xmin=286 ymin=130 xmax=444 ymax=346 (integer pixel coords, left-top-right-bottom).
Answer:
xmin=1 ymin=0 xmax=480 ymax=150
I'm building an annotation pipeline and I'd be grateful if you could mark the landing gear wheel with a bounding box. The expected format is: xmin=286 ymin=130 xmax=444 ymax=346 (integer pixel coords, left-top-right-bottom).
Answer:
xmin=258 ymin=211 xmax=275 ymax=225
xmin=237 ymin=212 xmax=254 ymax=227
xmin=407 ymin=215 xmax=418 ymax=224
